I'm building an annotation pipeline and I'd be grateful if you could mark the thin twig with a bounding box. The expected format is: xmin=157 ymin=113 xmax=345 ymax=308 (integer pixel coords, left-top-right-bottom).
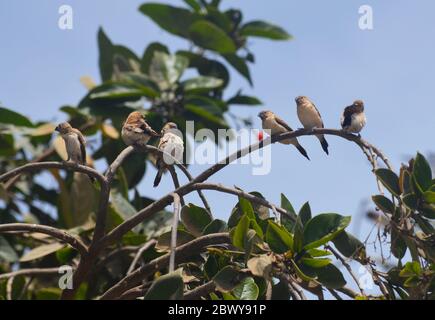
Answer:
xmin=169 ymin=193 xmax=181 ymax=273
xmin=127 ymin=240 xmax=157 ymax=275
xmin=0 ymin=267 xmax=62 ymax=280
xmin=184 ymin=281 xmax=216 ymax=300
xmin=99 ymin=233 xmax=230 ymax=300
xmin=0 ymin=223 xmax=88 ymax=255
xmin=326 ymin=245 xmax=366 ymax=296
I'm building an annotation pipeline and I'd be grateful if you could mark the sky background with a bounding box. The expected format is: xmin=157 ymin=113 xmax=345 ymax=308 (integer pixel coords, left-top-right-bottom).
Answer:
xmin=1 ymin=0 xmax=435 ymax=292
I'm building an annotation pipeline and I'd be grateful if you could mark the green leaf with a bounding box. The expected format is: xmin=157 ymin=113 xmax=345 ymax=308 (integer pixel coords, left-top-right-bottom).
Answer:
xmin=301 ymin=257 xmax=331 ymax=268
xmin=97 ymin=27 xmax=114 ymax=81
xmin=180 ymin=203 xmax=213 ymax=237
xmin=399 ymin=261 xmax=422 ymax=277
xmin=238 ymin=197 xmax=255 ymax=219
xmin=302 ymin=213 xmax=351 ymax=250
xmin=35 ymin=288 xmax=62 ymax=300
xmin=185 ymin=104 xmax=227 ymax=127
xmin=20 ymin=242 xmax=65 ymax=262
xmin=0 ymin=107 xmax=33 ymax=127
xmin=372 ymin=195 xmax=395 ymax=214
xmin=413 ymin=153 xmax=432 ymax=191
xmin=227 ymin=94 xmax=262 ymax=106
xmin=240 ymin=20 xmax=292 ymax=40
xmin=307 ymin=248 xmax=332 ymax=257
xmin=292 ymin=215 xmax=304 ymax=253
xmin=222 ymin=54 xmax=252 ymax=86
xmin=232 ymin=277 xmax=259 ymax=300
xmin=0 ymin=236 xmax=18 ymax=263
xmin=375 ymin=169 xmax=401 ymax=197
xmin=231 ymin=214 xmax=250 ymax=249
xmin=141 ymin=42 xmax=169 ymax=74
xmin=203 ymin=219 xmax=228 ymax=235
xmin=149 ymin=52 xmax=189 ymax=89
xmin=183 ymin=0 xmax=201 ymax=12
xmin=315 ymin=264 xmax=347 ymax=289
xmin=182 ymin=76 xmax=223 ymax=93
xmin=299 ymin=202 xmax=312 ymax=225
xmin=111 ymin=191 xmax=137 ymax=220
xmin=213 ymin=266 xmax=242 ymax=292
xmin=188 ymin=20 xmax=236 ymax=53
xmin=156 ymin=229 xmax=195 ymax=250
xmin=265 ymin=220 xmax=293 ymax=254
xmin=402 ymin=193 xmax=418 ymax=210
xmin=177 ymin=51 xmax=230 ymax=87
xmin=144 ymin=272 xmax=184 ymax=300
xmin=280 ymin=193 xmax=297 ymax=231
xmin=139 ymin=3 xmax=200 ymax=38
xmin=423 ymin=191 xmax=435 ymax=204
xmin=331 ymin=231 xmax=364 ymax=258
xmin=391 ymin=228 xmax=407 ymax=259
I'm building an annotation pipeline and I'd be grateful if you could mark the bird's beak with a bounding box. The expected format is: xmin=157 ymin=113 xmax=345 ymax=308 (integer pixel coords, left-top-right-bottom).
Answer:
xmin=54 ymin=126 xmax=60 ymax=132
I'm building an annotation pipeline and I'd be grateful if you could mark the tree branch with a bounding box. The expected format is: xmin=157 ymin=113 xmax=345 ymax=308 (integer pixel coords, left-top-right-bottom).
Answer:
xmin=0 ymin=223 xmax=88 ymax=255
xmin=184 ymin=281 xmax=216 ymax=300
xmin=0 ymin=161 xmax=106 ymax=185
xmin=0 ymin=267 xmax=64 ymax=280
xmin=99 ymin=233 xmax=230 ymax=300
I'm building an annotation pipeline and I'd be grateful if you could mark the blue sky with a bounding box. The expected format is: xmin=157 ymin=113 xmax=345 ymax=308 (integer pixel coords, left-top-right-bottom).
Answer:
xmin=1 ymin=1 xmax=435 ymax=275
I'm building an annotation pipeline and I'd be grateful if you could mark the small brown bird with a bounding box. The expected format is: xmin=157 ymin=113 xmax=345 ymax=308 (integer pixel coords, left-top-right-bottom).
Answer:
xmin=55 ymin=122 xmax=94 ymax=182
xmin=121 ymin=111 xmax=160 ymax=147
xmin=258 ymin=110 xmax=310 ymax=160
xmin=341 ymin=100 xmax=366 ymax=135
xmin=154 ymin=122 xmax=184 ymax=187
xmin=295 ymin=96 xmax=329 ymax=155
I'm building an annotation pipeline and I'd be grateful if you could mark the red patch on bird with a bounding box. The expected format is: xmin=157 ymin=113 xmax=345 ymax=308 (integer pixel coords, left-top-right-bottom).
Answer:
xmin=257 ymin=131 xmax=264 ymax=141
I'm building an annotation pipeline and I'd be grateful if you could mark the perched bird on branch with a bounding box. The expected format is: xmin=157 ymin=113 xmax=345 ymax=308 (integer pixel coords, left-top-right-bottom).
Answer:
xmin=55 ymin=122 xmax=94 ymax=182
xmin=258 ymin=110 xmax=310 ymax=160
xmin=295 ymin=96 xmax=329 ymax=155
xmin=154 ymin=122 xmax=184 ymax=187
xmin=121 ymin=111 xmax=160 ymax=147
xmin=341 ymin=100 xmax=366 ymax=135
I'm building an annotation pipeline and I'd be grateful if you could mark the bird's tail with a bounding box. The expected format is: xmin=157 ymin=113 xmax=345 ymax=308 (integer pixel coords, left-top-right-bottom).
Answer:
xmin=295 ymin=143 xmax=310 ymax=160
xmin=317 ymin=135 xmax=329 ymax=155
xmin=153 ymin=169 xmax=164 ymax=187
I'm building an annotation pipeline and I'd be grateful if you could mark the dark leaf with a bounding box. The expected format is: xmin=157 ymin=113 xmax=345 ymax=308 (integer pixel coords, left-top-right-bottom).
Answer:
xmin=180 ymin=203 xmax=213 ymax=237
xmin=139 ymin=3 xmax=200 ymax=38
xmin=302 ymin=213 xmax=351 ymax=250
xmin=240 ymin=20 xmax=292 ymax=40
xmin=144 ymin=272 xmax=184 ymax=300
xmin=188 ymin=20 xmax=236 ymax=53
xmin=375 ymin=169 xmax=401 ymax=197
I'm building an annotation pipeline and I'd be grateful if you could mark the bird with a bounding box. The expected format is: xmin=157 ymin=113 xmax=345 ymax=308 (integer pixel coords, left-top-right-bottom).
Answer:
xmin=341 ymin=100 xmax=366 ymax=135
xmin=295 ymin=96 xmax=329 ymax=155
xmin=121 ymin=111 xmax=160 ymax=147
xmin=258 ymin=110 xmax=310 ymax=160
xmin=54 ymin=122 xmax=94 ymax=182
xmin=153 ymin=122 xmax=184 ymax=187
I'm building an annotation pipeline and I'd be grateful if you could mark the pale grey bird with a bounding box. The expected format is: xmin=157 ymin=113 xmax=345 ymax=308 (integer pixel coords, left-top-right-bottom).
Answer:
xmin=341 ymin=100 xmax=366 ymax=135
xmin=55 ymin=122 xmax=94 ymax=182
xmin=154 ymin=122 xmax=184 ymax=187
xmin=258 ymin=110 xmax=310 ymax=160
xmin=295 ymin=96 xmax=329 ymax=155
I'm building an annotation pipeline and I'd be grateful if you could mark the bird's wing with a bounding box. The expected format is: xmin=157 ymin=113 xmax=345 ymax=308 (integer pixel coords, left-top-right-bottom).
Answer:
xmin=274 ymin=115 xmax=293 ymax=132
xmin=312 ymin=102 xmax=325 ymax=128
xmin=72 ymin=128 xmax=87 ymax=164
xmin=341 ymin=105 xmax=355 ymax=128
xmin=139 ymin=119 xmax=160 ymax=137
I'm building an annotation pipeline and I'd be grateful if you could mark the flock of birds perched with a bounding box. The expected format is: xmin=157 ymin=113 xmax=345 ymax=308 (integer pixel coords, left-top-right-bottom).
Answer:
xmin=54 ymin=97 xmax=366 ymax=185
